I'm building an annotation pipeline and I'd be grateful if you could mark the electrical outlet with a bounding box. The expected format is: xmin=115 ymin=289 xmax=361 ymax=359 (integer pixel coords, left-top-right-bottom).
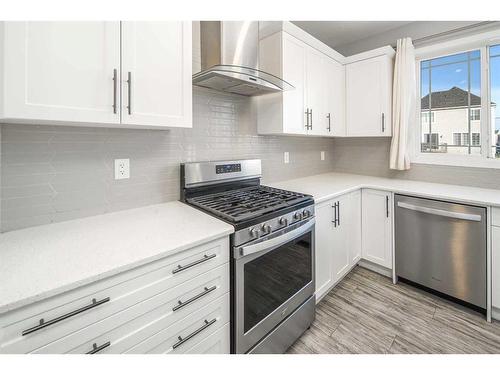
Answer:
xmin=114 ymin=158 xmax=130 ymax=180
xmin=284 ymin=152 xmax=290 ymax=164
xmin=321 ymin=151 xmax=325 ymax=161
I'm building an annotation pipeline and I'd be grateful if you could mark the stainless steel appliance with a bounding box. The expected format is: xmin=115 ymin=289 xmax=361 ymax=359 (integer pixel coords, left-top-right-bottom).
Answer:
xmin=395 ymin=194 xmax=487 ymax=310
xmin=180 ymin=159 xmax=315 ymax=354
xmin=192 ymin=21 xmax=294 ymax=96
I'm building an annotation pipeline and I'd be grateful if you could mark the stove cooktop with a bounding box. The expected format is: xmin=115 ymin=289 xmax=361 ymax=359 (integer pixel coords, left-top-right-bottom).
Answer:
xmin=186 ymin=185 xmax=312 ymax=223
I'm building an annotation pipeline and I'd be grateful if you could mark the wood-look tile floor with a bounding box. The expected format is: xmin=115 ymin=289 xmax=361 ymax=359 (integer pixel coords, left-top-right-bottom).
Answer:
xmin=287 ymin=266 xmax=500 ymax=354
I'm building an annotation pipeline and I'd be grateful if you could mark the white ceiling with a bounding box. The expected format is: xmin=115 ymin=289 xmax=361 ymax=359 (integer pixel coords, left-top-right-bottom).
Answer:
xmin=291 ymin=21 xmax=414 ymax=49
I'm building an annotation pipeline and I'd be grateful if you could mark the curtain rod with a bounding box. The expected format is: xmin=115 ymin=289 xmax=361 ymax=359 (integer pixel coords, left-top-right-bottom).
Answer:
xmin=392 ymin=21 xmax=500 ymax=48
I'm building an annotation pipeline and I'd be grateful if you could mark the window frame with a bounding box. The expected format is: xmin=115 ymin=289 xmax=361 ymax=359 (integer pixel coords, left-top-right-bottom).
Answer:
xmin=412 ymin=29 xmax=500 ymax=169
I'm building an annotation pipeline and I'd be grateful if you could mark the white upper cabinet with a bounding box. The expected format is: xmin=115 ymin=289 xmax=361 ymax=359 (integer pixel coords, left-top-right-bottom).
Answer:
xmin=0 ymin=21 xmax=192 ymax=129
xmin=324 ymin=58 xmax=346 ymax=137
xmin=346 ymin=54 xmax=393 ymax=137
xmin=0 ymin=22 xmax=121 ymax=125
xmin=121 ymin=22 xmax=192 ymax=128
xmin=361 ymin=189 xmax=393 ymax=269
xmin=257 ymin=30 xmax=344 ymax=137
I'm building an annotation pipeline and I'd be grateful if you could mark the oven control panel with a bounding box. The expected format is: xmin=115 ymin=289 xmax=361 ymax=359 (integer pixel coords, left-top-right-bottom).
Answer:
xmin=233 ymin=204 xmax=315 ymax=247
xmin=215 ymin=163 xmax=241 ymax=174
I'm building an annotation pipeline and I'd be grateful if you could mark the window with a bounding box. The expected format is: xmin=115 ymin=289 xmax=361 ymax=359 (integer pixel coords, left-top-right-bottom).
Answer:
xmin=472 ymin=133 xmax=481 ymax=146
xmin=416 ymin=41 xmax=500 ymax=165
xmin=420 ymin=50 xmax=481 ymax=156
xmin=470 ymin=108 xmax=481 ymax=121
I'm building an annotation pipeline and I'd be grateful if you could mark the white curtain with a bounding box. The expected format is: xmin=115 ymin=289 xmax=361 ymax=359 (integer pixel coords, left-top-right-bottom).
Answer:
xmin=390 ymin=37 xmax=416 ymax=170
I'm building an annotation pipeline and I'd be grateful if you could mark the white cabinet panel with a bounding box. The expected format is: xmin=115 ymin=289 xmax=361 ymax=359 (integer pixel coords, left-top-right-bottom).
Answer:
xmin=305 ymin=48 xmax=326 ymax=136
xmin=493 ymin=226 xmax=500 ymax=310
xmin=349 ymin=189 xmax=362 ymax=264
xmin=332 ymin=194 xmax=351 ymax=281
xmin=315 ymin=202 xmax=335 ymax=299
xmin=121 ymin=21 xmax=192 ymax=128
xmin=361 ymin=189 xmax=393 ymax=269
xmin=324 ymin=58 xmax=346 ymax=136
xmin=1 ymin=21 xmax=121 ymax=124
xmin=346 ymin=55 xmax=392 ymax=137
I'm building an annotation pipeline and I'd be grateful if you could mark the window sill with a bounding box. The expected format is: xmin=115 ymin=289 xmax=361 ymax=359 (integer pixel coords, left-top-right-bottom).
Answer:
xmin=411 ymin=153 xmax=500 ymax=170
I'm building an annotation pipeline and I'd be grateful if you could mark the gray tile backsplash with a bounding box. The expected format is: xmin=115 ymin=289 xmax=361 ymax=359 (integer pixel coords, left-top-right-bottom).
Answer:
xmin=0 ymin=87 xmax=336 ymax=232
xmin=330 ymin=137 xmax=500 ymax=190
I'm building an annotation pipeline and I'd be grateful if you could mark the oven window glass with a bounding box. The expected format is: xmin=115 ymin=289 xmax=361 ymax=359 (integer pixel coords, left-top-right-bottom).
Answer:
xmin=243 ymin=232 xmax=312 ymax=333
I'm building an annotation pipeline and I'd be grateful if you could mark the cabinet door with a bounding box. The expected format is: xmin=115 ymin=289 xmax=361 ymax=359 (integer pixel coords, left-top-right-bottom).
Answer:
xmin=349 ymin=190 xmax=362 ymax=265
xmin=121 ymin=22 xmax=192 ymax=128
xmin=324 ymin=58 xmax=346 ymax=137
xmin=305 ymin=48 xmax=326 ymax=136
xmin=346 ymin=55 xmax=391 ymax=137
xmin=332 ymin=195 xmax=351 ymax=281
xmin=282 ymin=34 xmax=307 ymax=135
xmin=493 ymin=226 xmax=500 ymax=310
xmin=2 ymin=21 xmax=120 ymax=124
xmin=314 ymin=201 xmax=335 ymax=299
xmin=361 ymin=189 xmax=392 ymax=268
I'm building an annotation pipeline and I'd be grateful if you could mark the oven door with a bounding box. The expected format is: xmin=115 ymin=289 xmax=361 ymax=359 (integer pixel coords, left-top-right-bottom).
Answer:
xmin=233 ymin=218 xmax=315 ymax=354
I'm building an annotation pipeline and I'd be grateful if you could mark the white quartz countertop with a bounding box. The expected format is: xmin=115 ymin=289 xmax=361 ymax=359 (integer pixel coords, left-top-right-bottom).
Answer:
xmin=0 ymin=201 xmax=234 ymax=314
xmin=267 ymin=172 xmax=500 ymax=207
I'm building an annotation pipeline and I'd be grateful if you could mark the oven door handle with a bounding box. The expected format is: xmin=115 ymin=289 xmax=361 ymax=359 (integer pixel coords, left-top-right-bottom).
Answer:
xmin=235 ymin=218 xmax=315 ymax=259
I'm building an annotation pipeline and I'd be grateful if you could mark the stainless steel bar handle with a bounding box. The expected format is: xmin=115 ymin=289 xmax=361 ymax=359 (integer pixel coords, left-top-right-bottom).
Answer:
xmin=305 ymin=108 xmax=310 ymax=130
xmin=327 ymin=113 xmax=331 ymax=132
xmin=112 ymin=69 xmax=117 ymax=114
xmin=22 ymin=297 xmax=110 ymax=336
xmin=386 ymin=196 xmax=389 ymax=218
xmin=172 ymin=318 xmax=217 ymax=350
xmin=382 ymin=113 xmax=385 ymax=132
xmin=127 ymin=71 xmax=132 ymax=115
xmin=310 ymin=108 xmax=313 ymax=129
xmin=172 ymin=253 xmax=216 ymax=274
xmin=86 ymin=341 xmax=110 ymax=354
xmin=332 ymin=202 xmax=337 ymax=227
xmin=172 ymin=285 xmax=217 ymax=312
xmin=337 ymin=201 xmax=340 ymax=226
xmin=397 ymin=201 xmax=482 ymax=222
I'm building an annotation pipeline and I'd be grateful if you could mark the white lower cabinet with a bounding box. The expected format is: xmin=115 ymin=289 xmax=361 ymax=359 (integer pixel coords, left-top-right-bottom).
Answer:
xmin=492 ymin=223 xmax=500 ymax=312
xmin=315 ymin=191 xmax=361 ymax=301
xmin=361 ymin=189 xmax=393 ymax=269
xmin=0 ymin=237 xmax=230 ymax=354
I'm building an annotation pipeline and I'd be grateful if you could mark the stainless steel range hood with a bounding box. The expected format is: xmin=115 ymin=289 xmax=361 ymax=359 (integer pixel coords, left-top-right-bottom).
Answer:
xmin=193 ymin=21 xmax=294 ymax=96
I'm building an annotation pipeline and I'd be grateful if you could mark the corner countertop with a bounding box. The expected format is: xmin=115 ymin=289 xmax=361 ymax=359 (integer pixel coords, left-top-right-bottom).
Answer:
xmin=0 ymin=201 xmax=234 ymax=314
xmin=266 ymin=172 xmax=500 ymax=208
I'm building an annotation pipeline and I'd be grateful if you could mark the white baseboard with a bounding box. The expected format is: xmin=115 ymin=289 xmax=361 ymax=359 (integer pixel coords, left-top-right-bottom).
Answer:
xmin=492 ymin=306 xmax=500 ymax=321
xmin=357 ymin=259 xmax=392 ymax=278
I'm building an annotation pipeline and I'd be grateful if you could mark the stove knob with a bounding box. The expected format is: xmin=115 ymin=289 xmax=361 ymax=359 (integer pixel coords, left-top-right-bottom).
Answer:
xmin=261 ymin=224 xmax=272 ymax=234
xmin=279 ymin=217 xmax=288 ymax=226
xmin=294 ymin=212 xmax=302 ymax=220
xmin=302 ymin=209 xmax=311 ymax=218
xmin=249 ymin=227 xmax=259 ymax=237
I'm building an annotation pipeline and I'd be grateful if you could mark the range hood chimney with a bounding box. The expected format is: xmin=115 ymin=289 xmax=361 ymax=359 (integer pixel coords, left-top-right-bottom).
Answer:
xmin=192 ymin=21 xmax=294 ymax=96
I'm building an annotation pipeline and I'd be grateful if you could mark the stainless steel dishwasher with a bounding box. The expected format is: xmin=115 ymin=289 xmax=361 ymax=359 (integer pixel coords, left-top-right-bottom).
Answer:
xmin=394 ymin=194 xmax=487 ymax=309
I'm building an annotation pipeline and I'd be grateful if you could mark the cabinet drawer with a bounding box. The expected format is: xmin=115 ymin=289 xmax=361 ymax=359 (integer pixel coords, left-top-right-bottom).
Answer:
xmin=0 ymin=237 xmax=229 ymax=353
xmin=186 ymin=323 xmax=230 ymax=354
xmin=124 ymin=294 xmax=229 ymax=354
xmin=32 ymin=263 xmax=229 ymax=354
xmin=492 ymin=207 xmax=500 ymax=227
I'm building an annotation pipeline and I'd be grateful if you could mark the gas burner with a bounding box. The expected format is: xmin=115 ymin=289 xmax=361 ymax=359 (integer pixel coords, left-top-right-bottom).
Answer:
xmin=186 ymin=185 xmax=310 ymax=223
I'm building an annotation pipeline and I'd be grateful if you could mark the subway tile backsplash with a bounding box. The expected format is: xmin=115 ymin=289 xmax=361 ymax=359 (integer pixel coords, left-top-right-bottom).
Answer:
xmin=0 ymin=87 xmax=335 ymax=232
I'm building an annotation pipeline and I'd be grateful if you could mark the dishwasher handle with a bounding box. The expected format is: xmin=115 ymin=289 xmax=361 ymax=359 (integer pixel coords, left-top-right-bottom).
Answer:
xmin=397 ymin=201 xmax=482 ymax=222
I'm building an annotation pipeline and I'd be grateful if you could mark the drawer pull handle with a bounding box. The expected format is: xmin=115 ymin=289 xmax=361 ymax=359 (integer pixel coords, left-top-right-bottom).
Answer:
xmin=172 ymin=318 xmax=217 ymax=350
xmin=86 ymin=341 xmax=110 ymax=354
xmin=173 ymin=285 xmax=217 ymax=312
xmin=21 ymin=297 xmax=111 ymax=336
xmin=172 ymin=254 xmax=216 ymax=274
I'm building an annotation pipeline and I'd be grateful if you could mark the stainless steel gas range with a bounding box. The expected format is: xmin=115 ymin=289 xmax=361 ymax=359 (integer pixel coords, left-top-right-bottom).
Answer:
xmin=180 ymin=159 xmax=315 ymax=354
